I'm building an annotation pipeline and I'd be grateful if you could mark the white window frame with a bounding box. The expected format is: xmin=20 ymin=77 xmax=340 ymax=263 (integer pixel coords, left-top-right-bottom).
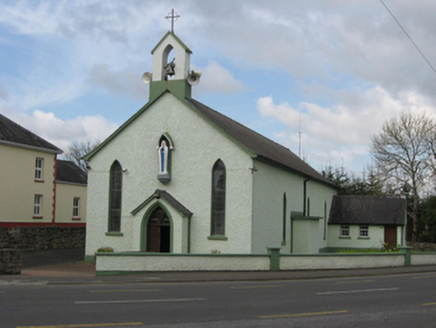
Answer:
xmin=35 ymin=157 xmax=44 ymax=181
xmin=340 ymin=225 xmax=350 ymax=237
xmin=360 ymin=225 xmax=369 ymax=238
xmin=34 ymin=194 xmax=42 ymax=217
xmin=73 ymin=197 xmax=80 ymax=218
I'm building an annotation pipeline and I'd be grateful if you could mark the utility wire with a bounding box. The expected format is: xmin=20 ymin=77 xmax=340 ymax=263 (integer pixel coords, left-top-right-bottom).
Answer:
xmin=380 ymin=0 xmax=436 ymax=73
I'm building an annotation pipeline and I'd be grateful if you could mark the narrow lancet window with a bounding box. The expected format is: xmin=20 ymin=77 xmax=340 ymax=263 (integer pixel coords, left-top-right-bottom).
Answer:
xmin=211 ymin=159 xmax=226 ymax=236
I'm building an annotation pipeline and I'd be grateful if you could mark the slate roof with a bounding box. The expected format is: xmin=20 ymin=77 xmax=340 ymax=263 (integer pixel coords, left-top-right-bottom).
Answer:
xmin=186 ymin=98 xmax=333 ymax=186
xmin=328 ymin=195 xmax=406 ymax=226
xmin=0 ymin=113 xmax=62 ymax=153
xmin=56 ymin=160 xmax=87 ymax=185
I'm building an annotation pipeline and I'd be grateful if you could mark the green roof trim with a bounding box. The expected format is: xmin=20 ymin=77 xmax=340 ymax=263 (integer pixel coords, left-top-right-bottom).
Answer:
xmin=82 ymin=90 xmax=168 ymax=161
xmin=151 ymin=31 xmax=192 ymax=55
xmin=131 ymin=189 xmax=193 ymax=218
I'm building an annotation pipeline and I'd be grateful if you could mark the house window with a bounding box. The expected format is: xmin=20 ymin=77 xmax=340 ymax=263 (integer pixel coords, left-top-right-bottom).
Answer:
xmin=211 ymin=159 xmax=226 ymax=236
xmin=340 ymin=225 xmax=350 ymax=237
xmin=109 ymin=161 xmax=123 ymax=232
xmin=73 ymin=197 xmax=80 ymax=218
xmin=360 ymin=226 xmax=369 ymax=238
xmin=33 ymin=194 xmax=42 ymax=217
xmin=35 ymin=157 xmax=44 ymax=181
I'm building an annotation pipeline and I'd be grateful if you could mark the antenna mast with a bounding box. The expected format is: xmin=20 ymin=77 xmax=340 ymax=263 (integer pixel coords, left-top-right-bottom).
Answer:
xmin=299 ymin=114 xmax=302 ymax=158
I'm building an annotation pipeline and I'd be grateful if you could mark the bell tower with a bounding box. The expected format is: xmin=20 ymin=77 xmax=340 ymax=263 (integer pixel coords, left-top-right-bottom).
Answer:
xmin=143 ymin=26 xmax=201 ymax=101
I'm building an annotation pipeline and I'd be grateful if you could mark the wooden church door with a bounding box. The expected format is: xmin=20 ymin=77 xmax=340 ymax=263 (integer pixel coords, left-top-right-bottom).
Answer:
xmin=147 ymin=207 xmax=171 ymax=253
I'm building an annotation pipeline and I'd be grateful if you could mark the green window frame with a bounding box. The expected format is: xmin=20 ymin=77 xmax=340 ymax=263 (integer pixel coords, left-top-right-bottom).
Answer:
xmin=109 ymin=161 xmax=122 ymax=232
xmin=211 ymin=159 xmax=226 ymax=236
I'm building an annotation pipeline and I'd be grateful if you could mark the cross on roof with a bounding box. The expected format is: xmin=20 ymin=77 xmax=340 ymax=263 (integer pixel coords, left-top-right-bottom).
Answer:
xmin=165 ymin=9 xmax=180 ymax=33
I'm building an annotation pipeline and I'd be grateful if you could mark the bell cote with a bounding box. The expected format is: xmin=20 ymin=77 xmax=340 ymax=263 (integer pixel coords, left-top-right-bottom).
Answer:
xmin=145 ymin=32 xmax=195 ymax=101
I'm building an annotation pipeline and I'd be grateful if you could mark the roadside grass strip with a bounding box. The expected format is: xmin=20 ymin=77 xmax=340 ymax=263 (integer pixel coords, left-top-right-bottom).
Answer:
xmin=423 ymin=302 xmax=436 ymax=306
xmin=260 ymin=310 xmax=348 ymax=319
xmin=16 ymin=323 xmax=143 ymax=328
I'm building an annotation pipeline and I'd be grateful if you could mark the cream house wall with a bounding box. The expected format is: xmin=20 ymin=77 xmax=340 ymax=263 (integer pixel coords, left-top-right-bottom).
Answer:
xmin=327 ymin=224 xmax=385 ymax=249
xmin=0 ymin=143 xmax=55 ymax=223
xmin=55 ymin=182 xmax=87 ymax=223
xmin=85 ymin=93 xmax=254 ymax=257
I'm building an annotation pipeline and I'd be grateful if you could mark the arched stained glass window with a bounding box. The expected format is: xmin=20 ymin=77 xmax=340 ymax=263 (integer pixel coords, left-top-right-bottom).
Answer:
xmin=109 ymin=161 xmax=122 ymax=232
xmin=211 ymin=160 xmax=226 ymax=236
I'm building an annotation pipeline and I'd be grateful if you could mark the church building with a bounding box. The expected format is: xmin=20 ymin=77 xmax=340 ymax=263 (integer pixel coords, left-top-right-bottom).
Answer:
xmin=84 ymin=29 xmax=406 ymax=264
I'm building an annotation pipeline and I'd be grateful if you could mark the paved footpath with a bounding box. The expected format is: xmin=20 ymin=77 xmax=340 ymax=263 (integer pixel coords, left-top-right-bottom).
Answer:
xmin=1 ymin=260 xmax=436 ymax=285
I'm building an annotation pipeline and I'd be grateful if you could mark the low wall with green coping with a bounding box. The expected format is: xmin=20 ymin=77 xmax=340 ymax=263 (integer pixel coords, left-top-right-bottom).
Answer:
xmin=96 ymin=253 xmax=270 ymax=274
xmin=411 ymin=253 xmax=436 ymax=266
xmin=95 ymin=248 xmax=436 ymax=275
xmin=280 ymin=253 xmax=404 ymax=270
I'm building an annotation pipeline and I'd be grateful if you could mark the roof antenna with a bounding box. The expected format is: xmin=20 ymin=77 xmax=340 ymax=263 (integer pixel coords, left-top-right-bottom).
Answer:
xmin=299 ymin=113 xmax=302 ymax=159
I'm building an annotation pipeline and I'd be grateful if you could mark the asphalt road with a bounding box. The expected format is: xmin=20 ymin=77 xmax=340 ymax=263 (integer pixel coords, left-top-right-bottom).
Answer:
xmin=2 ymin=270 xmax=436 ymax=327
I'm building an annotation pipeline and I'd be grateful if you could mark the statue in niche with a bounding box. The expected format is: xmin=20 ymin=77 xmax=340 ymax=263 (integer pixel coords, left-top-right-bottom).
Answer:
xmin=157 ymin=139 xmax=171 ymax=184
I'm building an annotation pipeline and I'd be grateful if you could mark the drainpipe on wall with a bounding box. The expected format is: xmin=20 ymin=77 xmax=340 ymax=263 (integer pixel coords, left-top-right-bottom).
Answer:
xmin=303 ymin=177 xmax=310 ymax=216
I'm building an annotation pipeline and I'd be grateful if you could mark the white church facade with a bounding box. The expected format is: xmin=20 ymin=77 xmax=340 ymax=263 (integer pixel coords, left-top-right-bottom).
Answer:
xmin=84 ymin=31 xmax=406 ymax=264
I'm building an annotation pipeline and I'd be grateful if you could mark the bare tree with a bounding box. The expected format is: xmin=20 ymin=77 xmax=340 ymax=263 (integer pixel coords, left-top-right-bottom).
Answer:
xmin=371 ymin=111 xmax=436 ymax=241
xmin=63 ymin=141 xmax=100 ymax=172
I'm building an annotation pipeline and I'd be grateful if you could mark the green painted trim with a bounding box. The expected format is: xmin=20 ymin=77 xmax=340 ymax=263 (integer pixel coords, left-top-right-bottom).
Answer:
xmin=83 ymin=92 xmax=168 ymax=161
xmin=358 ymin=237 xmax=370 ymax=240
xmin=399 ymin=246 xmax=412 ymax=266
xmin=267 ymin=247 xmax=281 ymax=271
xmin=84 ymin=254 xmax=95 ymax=263
xmin=96 ymin=252 xmax=267 ymax=257
xmin=339 ymin=236 xmax=351 ymax=239
xmin=210 ymin=159 xmax=226 ymax=237
xmin=208 ymin=235 xmax=228 ymax=241
xmin=131 ymin=191 xmax=191 ymax=219
xmin=150 ymin=80 xmax=192 ymax=102
xmin=140 ymin=202 xmax=174 ymax=252
xmin=105 ymin=232 xmax=124 ymax=237
xmin=151 ymin=31 xmax=192 ymax=55
xmin=182 ymin=99 xmax=258 ymax=159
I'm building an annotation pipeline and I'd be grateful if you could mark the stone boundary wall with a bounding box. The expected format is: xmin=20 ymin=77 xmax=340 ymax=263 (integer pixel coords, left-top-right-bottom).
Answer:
xmin=0 ymin=249 xmax=21 ymax=274
xmin=0 ymin=227 xmax=85 ymax=250
xmin=409 ymin=242 xmax=436 ymax=252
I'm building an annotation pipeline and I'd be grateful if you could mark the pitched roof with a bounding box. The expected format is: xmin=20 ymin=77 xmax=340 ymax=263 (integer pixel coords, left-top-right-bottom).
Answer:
xmin=185 ymin=98 xmax=334 ymax=186
xmin=56 ymin=160 xmax=87 ymax=185
xmin=328 ymin=195 xmax=406 ymax=226
xmin=131 ymin=189 xmax=193 ymax=217
xmin=0 ymin=113 xmax=62 ymax=153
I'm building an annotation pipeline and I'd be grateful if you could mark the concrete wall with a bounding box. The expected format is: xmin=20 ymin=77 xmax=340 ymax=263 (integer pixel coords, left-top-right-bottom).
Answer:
xmin=55 ymin=182 xmax=87 ymax=223
xmin=86 ymin=93 xmax=253 ymax=257
xmin=0 ymin=144 xmax=56 ymax=224
xmin=280 ymin=253 xmax=405 ymax=270
xmin=95 ymin=250 xmax=435 ymax=273
xmin=96 ymin=253 xmax=270 ymax=273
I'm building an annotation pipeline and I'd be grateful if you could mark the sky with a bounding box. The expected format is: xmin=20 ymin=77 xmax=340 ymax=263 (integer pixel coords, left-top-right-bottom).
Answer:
xmin=1 ymin=0 xmax=436 ymax=175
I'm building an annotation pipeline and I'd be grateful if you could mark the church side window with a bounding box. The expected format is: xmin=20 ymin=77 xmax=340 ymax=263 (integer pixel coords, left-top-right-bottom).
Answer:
xmin=211 ymin=159 xmax=226 ymax=236
xmin=109 ymin=161 xmax=122 ymax=232
xmin=282 ymin=193 xmax=287 ymax=245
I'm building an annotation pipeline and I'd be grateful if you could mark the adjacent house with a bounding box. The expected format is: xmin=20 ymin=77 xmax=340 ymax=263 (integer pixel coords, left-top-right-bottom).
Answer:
xmin=0 ymin=113 xmax=86 ymax=229
xmin=327 ymin=195 xmax=407 ymax=251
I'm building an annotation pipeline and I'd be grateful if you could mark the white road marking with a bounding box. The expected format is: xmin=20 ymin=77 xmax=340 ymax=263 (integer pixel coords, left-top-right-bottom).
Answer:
xmin=318 ymin=287 xmax=399 ymax=295
xmin=75 ymin=297 xmax=208 ymax=305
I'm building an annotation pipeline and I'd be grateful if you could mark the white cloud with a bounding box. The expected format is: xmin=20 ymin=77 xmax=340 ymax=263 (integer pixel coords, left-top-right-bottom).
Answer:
xmin=14 ymin=110 xmax=118 ymax=152
xmin=194 ymin=61 xmax=246 ymax=95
